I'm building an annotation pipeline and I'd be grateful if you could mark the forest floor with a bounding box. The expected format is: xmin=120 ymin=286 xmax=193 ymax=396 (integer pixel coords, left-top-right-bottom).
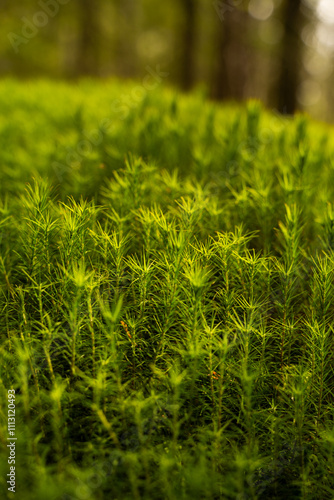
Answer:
xmin=1 ymin=79 xmax=334 ymax=499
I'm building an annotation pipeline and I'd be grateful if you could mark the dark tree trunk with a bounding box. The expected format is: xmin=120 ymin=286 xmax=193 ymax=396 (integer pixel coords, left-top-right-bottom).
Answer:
xmin=76 ymin=0 xmax=100 ymax=76
xmin=211 ymin=7 xmax=232 ymax=100
xmin=276 ymin=0 xmax=304 ymax=114
xmin=180 ymin=0 xmax=196 ymax=90
xmin=211 ymin=7 xmax=250 ymax=101
xmin=115 ymin=0 xmax=138 ymax=78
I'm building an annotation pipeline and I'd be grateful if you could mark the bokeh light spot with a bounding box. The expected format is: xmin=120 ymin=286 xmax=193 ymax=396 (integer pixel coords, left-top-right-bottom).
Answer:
xmin=249 ymin=0 xmax=274 ymax=21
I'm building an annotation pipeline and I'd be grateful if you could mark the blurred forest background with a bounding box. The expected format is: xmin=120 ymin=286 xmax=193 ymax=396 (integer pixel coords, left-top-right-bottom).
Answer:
xmin=1 ymin=0 xmax=334 ymax=122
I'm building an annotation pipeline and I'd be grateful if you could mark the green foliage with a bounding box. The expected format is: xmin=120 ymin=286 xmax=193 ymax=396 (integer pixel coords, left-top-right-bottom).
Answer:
xmin=1 ymin=80 xmax=334 ymax=499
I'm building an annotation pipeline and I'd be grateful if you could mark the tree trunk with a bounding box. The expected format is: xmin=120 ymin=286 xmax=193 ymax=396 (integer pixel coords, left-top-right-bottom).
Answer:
xmin=115 ymin=0 xmax=138 ymax=78
xmin=76 ymin=0 xmax=100 ymax=76
xmin=211 ymin=6 xmax=250 ymax=101
xmin=276 ymin=0 xmax=304 ymax=114
xmin=180 ymin=0 xmax=197 ymax=90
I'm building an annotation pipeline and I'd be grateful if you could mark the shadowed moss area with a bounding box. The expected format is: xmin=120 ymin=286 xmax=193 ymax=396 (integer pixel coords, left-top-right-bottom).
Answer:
xmin=1 ymin=80 xmax=334 ymax=499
